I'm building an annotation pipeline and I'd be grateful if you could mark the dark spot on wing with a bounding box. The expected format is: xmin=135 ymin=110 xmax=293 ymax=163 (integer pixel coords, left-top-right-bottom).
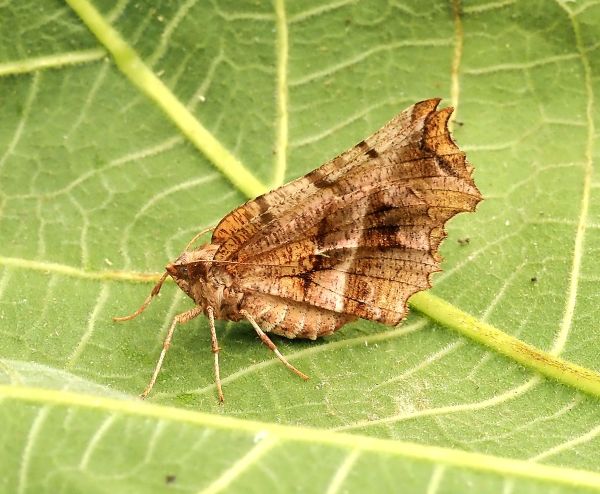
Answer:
xmin=307 ymin=167 xmax=337 ymax=189
xmin=435 ymin=155 xmax=460 ymax=178
xmin=255 ymin=195 xmax=276 ymax=224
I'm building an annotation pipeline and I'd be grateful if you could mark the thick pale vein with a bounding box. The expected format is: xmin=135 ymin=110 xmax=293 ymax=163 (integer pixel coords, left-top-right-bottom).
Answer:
xmin=376 ymin=340 xmax=463 ymax=389
xmin=119 ymin=174 xmax=220 ymax=268
xmin=290 ymin=38 xmax=452 ymax=86
xmin=34 ymin=200 xmax=47 ymax=259
xmin=475 ymin=396 xmax=582 ymax=444
xmin=3 ymin=384 xmax=600 ymax=491
xmin=66 ymin=284 xmax=110 ymax=370
xmin=463 ymin=53 xmax=580 ymax=75
xmin=411 ymin=292 xmax=600 ymax=397
xmin=0 ymin=48 xmax=105 ymax=77
xmin=186 ymin=48 xmax=226 ymax=108
xmin=426 ymin=465 xmax=446 ymax=494
xmin=199 ymin=436 xmax=278 ymax=494
xmin=18 ymin=407 xmax=50 ymax=494
xmin=0 ymin=255 xmax=160 ymax=283
xmin=78 ymin=414 xmax=117 ymax=469
xmin=449 ymin=0 xmax=463 ymax=123
xmin=462 ymin=0 xmax=517 ymax=14
xmin=335 ymin=378 xmax=540 ymax=431
xmin=572 ymin=1 xmax=600 ymax=16
xmin=0 ymin=268 xmax=11 ymax=301
xmin=68 ymin=195 xmax=91 ymax=267
xmin=272 ymin=0 xmax=289 ymax=187
xmin=211 ymin=4 xmax=274 ymax=21
xmin=0 ymin=72 xmax=39 ymax=171
xmin=502 ymin=479 xmax=516 ymax=494
xmin=33 ymin=276 xmax=60 ymax=339
xmin=530 ymin=422 xmax=600 ymax=462
xmin=65 ymin=59 xmax=110 ymax=139
xmin=553 ymin=0 xmax=595 ymax=355
xmin=143 ymin=421 xmax=167 ymax=463
xmin=289 ymin=0 xmax=357 ymax=23
xmin=65 ymin=0 xmax=267 ymax=198
xmin=106 ymin=0 xmax=128 ymax=22
xmin=148 ymin=0 xmax=199 ymax=67
xmin=325 ymin=449 xmax=360 ymax=494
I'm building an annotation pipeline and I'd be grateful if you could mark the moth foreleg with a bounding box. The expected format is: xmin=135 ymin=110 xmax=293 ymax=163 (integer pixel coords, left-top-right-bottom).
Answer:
xmin=206 ymin=307 xmax=224 ymax=403
xmin=240 ymin=309 xmax=309 ymax=381
xmin=140 ymin=305 xmax=203 ymax=399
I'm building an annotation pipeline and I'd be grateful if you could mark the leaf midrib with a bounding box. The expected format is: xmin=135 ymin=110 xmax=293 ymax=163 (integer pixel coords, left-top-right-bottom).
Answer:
xmin=2 ymin=383 xmax=600 ymax=490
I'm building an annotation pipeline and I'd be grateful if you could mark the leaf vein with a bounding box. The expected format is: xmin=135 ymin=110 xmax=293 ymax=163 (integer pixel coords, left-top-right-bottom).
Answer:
xmin=0 ymin=49 xmax=106 ymax=77
xmin=65 ymin=0 xmax=267 ymax=198
xmin=325 ymin=449 xmax=361 ymax=494
xmin=198 ymin=436 xmax=278 ymax=494
xmin=552 ymin=0 xmax=595 ymax=356
xmin=272 ymin=0 xmax=289 ymax=188
xmin=3 ymin=384 xmax=600 ymax=490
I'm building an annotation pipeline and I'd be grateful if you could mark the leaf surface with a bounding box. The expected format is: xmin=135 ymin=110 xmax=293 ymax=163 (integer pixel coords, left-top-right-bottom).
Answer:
xmin=1 ymin=0 xmax=600 ymax=492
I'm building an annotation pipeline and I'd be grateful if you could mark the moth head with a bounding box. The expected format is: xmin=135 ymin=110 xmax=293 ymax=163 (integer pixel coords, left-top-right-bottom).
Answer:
xmin=114 ymin=247 xmax=213 ymax=323
xmin=165 ymin=245 xmax=219 ymax=301
xmin=166 ymin=256 xmax=192 ymax=297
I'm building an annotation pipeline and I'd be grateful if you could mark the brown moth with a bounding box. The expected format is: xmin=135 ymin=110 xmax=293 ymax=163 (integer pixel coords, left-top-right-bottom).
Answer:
xmin=116 ymin=98 xmax=482 ymax=402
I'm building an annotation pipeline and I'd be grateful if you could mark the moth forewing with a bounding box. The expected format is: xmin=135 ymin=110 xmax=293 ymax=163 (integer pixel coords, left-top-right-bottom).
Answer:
xmin=116 ymin=98 xmax=482 ymax=402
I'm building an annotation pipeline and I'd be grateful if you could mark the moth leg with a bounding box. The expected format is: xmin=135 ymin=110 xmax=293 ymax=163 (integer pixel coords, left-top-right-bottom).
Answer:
xmin=206 ymin=306 xmax=224 ymax=403
xmin=141 ymin=305 xmax=203 ymax=399
xmin=240 ymin=309 xmax=309 ymax=381
xmin=114 ymin=272 xmax=169 ymax=322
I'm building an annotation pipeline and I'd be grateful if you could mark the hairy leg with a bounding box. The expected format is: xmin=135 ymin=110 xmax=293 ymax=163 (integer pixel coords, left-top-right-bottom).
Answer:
xmin=240 ymin=309 xmax=309 ymax=381
xmin=141 ymin=306 xmax=203 ymax=399
xmin=206 ymin=307 xmax=224 ymax=403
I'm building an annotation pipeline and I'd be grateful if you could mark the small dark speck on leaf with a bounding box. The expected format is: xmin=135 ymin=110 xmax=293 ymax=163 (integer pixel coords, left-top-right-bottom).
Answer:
xmin=165 ymin=475 xmax=176 ymax=485
xmin=457 ymin=237 xmax=470 ymax=246
xmin=530 ymin=276 xmax=538 ymax=283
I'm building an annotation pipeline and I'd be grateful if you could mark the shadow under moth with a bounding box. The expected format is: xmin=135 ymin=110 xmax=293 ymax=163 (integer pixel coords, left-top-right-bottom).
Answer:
xmin=116 ymin=98 xmax=482 ymax=402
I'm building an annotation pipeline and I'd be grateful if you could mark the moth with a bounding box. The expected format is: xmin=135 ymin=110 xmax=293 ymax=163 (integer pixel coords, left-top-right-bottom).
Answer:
xmin=116 ymin=98 xmax=482 ymax=402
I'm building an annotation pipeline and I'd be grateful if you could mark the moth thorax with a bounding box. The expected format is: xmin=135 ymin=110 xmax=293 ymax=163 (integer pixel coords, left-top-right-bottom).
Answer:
xmin=186 ymin=243 xmax=220 ymax=264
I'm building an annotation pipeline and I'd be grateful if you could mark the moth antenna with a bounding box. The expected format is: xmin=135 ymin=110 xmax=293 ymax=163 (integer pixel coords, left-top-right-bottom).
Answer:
xmin=184 ymin=225 xmax=215 ymax=251
xmin=113 ymin=271 xmax=169 ymax=322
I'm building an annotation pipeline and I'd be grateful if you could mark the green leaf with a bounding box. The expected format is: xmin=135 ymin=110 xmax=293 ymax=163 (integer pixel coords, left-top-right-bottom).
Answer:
xmin=1 ymin=0 xmax=600 ymax=492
